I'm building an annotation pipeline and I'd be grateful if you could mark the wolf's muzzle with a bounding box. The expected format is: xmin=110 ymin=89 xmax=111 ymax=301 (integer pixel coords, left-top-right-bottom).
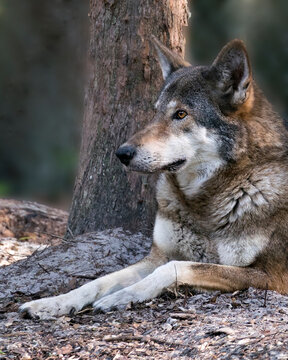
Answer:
xmin=115 ymin=145 xmax=136 ymax=166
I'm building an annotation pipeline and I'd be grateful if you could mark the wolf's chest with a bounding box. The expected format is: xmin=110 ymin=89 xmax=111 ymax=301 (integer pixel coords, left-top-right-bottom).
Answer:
xmin=153 ymin=214 xmax=219 ymax=263
xmin=216 ymin=235 xmax=268 ymax=266
xmin=153 ymin=213 xmax=268 ymax=267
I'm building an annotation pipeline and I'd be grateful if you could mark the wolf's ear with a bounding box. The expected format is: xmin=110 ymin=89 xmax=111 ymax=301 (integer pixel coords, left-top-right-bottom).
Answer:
xmin=151 ymin=36 xmax=190 ymax=80
xmin=207 ymin=39 xmax=252 ymax=111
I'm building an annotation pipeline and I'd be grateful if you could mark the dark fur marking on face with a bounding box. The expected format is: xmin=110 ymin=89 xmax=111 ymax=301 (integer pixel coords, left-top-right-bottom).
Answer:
xmin=183 ymin=96 xmax=238 ymax=162
xmin=157 ymin=66 xmax=239 ymax=162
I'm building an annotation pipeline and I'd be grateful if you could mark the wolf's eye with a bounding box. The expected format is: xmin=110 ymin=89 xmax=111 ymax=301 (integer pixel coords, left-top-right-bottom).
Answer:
xmin=173 ymin=110 xmax=187 ymax=120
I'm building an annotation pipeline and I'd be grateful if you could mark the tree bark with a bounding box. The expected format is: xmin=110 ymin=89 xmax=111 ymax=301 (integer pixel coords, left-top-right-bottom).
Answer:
xmin=68 ymin=0 xmax=189 ymax=237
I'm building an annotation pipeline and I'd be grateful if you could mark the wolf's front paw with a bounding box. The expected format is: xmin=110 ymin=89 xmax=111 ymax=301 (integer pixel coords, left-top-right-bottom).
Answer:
xmin=93 ymin=289 xmax=138 ymax=313
xmin=19 ymin=295 xmax=77 ymax=320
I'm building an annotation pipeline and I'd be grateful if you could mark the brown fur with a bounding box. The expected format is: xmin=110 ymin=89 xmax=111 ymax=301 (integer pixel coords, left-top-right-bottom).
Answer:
xmin=121 ymin=39 xmax=288 ymax=294
xmin=19 ymin=39 xmax=288 ymax=319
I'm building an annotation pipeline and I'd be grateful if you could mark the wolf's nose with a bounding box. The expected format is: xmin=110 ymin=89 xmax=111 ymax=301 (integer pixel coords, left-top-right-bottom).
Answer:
xmin=115 ymin=145 xmax=136 ymax=166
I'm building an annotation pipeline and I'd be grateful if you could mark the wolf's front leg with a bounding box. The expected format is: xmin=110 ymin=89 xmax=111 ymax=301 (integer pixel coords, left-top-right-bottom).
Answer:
xmin=93 ymin=261 xmax=272 ymax=312
xmin=93 ymin=260 xmax=192 ymax=312
xmin=20 ymin=246 xmax=167 ymax=320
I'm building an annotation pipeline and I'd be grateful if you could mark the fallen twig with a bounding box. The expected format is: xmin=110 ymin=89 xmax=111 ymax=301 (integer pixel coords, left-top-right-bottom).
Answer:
xmin=102 ymin=334 xmax=182 ymax=347
xmin=38 ymin=263 xmax=50 ymax=274
xmin=264 ymin=284 xmax=268 ymax=307
xmin=169 ymin=312 xmax=197 ymax=320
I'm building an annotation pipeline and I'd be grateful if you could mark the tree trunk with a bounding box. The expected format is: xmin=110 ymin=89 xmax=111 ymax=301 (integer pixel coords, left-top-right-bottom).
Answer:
xmin=68 ymin=0 xmax=189 ymax=237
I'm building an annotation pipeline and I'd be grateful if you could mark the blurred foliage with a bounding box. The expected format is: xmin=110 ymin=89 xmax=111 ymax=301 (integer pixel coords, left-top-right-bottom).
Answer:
xmin=0 ymin=181 xmax=11 ymax=197
xmin=190 ymin=0 xmax=288 ymax=115
xmin=0 ymin=0 xmax=287 ymax=205
xmin=0 ymin=0 xmax=88 ymax=204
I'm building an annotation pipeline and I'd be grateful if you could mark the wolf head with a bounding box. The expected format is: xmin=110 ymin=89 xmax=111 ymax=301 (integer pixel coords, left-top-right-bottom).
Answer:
xmin=116 ymin=38 xmax=254 ymax=174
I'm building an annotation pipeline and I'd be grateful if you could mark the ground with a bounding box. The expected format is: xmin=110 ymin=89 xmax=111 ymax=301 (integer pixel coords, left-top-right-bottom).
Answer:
xmin=0 ymin=200 xmax=288 ymax=359
xmin=1 ymin=289 xmax=288 ymax=359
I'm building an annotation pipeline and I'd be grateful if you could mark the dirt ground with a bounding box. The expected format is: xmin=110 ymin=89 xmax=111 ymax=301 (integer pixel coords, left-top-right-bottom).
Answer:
xmin=1 ymin=289 xmax=288 ymax=359
xmin=0 ymin=200 xmax=288 ymax=359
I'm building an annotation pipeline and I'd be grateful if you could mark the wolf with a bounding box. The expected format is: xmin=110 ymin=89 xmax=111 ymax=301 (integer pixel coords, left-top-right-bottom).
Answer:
xmin=20 ymin=38 xmax=288 ymax=319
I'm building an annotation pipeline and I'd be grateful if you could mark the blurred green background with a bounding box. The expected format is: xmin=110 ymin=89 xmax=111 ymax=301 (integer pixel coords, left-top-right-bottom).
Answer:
xmin=0 ymin=0 xmax=287 ymax=208
xmin=0 ymin=0 xmax=88 ymax=207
